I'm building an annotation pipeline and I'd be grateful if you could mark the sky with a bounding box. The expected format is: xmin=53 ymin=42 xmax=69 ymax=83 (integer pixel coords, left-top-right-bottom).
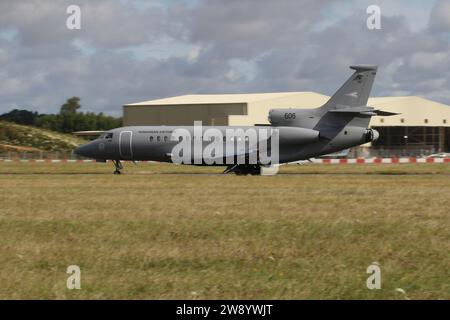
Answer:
xmin=0 ymin=0 xmax=449 ymax=116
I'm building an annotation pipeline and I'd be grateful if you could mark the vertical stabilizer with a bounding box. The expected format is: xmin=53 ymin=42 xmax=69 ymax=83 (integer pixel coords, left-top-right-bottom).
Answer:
xmin=321 ymin=65 xmax=377 ymax=110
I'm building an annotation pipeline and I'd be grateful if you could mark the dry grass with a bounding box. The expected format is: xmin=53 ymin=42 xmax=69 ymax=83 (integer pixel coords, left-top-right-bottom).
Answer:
xmin=0 ymin=162 xmax=449 ymax=299
xmin=0 ymin=120 xmax=86 ymax=152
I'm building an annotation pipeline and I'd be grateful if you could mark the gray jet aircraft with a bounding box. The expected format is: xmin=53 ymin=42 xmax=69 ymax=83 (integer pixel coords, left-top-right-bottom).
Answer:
xmin=74 ymin=65 xmax=397 ymax=175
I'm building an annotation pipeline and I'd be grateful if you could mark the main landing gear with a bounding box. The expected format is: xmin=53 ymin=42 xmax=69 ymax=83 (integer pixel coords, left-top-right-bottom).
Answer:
xmin=223 ymin=164 xmax=261 ymax=175
xmin=112 ymin=160 xmax=123 ymax=174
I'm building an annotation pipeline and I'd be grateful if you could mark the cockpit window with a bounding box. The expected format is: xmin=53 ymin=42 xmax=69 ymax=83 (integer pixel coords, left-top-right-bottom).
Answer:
xmin=97 ymin=132 xmax=113 ymax=140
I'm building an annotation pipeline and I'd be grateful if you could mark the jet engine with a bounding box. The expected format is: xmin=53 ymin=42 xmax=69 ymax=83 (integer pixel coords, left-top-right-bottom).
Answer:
xmin=364 ymin=129 xmax=379 ymax=143
xmin=268 ymin=109 xmax=298 ymax=125
xmin=277 ymin=127 xmax=320 ymax=145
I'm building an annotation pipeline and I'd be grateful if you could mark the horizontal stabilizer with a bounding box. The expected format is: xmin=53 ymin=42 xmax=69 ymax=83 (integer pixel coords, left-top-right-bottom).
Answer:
xmin=329 ymin=106 xmax=400 ymax=116
xmin=372 ymin=110 xmax=400 ymax=116
xmin=329 ymin=106 xmax=375 ymax=113
xmin=350 ymin=65 xmax=377 ymax=72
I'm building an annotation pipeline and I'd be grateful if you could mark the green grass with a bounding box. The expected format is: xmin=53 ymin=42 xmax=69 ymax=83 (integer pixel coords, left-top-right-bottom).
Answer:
xmin=0 ymin=162 xmax=449 ymax=299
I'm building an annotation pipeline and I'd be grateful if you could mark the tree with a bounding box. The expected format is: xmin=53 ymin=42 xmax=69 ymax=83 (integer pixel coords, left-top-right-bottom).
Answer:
xmin=0 ymin=97 xmax=122 ymax=133
xmin=0 ymin=109 xmax=38 ymax=125
xmin=58 ymin=97 xmax=80 ymax=132
xmin=60 ymin=97 xmax=81 ymax=115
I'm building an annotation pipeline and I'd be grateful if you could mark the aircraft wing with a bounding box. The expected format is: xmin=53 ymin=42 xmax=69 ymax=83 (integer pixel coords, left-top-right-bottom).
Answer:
xmin=72 ymin=130 xmax=105 ymax=137
xmin=167 ymin=148 xmax=260 ymax=164
xmin=319 ymin=148 xmax=350 ymax=158
xmin=200 ymin=147 xmax=259 ymax=164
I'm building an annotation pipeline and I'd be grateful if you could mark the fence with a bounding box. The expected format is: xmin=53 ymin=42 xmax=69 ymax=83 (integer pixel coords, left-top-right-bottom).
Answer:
xmin=1 ymin=150 xmax=449 ymax=164
xmin=0 ymin=150 xmax=83 ymax=160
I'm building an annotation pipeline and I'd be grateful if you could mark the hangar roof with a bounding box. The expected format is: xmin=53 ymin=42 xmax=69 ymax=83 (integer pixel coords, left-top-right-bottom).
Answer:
xmin=124 ymin=92 xmax=322 ymax=106
xmin=124 ymin=92 xmax=450 ymax=127
xmin=368 ymin=96 xmax=450 ymax=126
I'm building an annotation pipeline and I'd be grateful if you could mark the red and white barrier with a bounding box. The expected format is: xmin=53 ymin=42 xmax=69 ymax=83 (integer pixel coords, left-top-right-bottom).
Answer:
xmin=310 ymin=157 xmax=450 ymax=164
xmin=0 ymin=158 xmax=449 ymax=164
xmin=1 ymin=159 xmax=96 ymax=163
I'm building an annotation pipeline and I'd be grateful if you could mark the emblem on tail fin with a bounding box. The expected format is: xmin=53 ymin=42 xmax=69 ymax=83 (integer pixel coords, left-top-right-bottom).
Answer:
xmin=345 ymin=92 xmax=359 ymax=98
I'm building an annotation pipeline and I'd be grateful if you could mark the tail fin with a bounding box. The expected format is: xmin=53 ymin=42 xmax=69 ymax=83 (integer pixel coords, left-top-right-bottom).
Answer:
xmin=321 ymin=65 xmax=377 ymax=110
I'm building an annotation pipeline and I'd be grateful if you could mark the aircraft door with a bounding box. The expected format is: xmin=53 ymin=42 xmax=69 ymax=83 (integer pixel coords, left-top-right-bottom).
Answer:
xmin=119 ymin=131 xmax=133 ymax=159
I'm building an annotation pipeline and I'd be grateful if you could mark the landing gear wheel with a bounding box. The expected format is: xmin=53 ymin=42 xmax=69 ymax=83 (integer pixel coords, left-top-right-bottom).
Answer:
xmin=224 ymin=164 xmax=262 ymax=176
xmin=231 ymin=165 xmax=262 ymax=175
xmin=250 ymin=165 xmax=261 ymax=175
xmin=112 ymin=160 xmax=123 ymax=175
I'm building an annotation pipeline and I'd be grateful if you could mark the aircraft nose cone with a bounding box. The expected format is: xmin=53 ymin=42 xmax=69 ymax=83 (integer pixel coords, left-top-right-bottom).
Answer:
xmin=74 ymin=143 xmax=95 ymax=158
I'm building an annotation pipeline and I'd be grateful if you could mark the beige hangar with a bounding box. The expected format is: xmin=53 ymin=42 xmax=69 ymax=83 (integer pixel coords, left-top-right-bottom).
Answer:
xmin=123 ymin=92 xmax=450 ymax=154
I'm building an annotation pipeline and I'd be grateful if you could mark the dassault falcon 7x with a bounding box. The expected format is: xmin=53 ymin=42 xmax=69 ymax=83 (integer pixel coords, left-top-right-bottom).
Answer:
xmin=74 ymin=65 xmax=397 ymax=175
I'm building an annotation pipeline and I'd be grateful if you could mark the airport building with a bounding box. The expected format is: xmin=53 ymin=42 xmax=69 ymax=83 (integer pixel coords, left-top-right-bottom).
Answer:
xmin=123 ymin=92 xmax=450 ymax=156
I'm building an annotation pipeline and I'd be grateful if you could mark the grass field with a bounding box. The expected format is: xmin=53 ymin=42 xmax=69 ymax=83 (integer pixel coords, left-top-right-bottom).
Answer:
xmin=0 ymin=121 xmax=86 ymax=152
xmin=0 ymin=162 xmax=449 ymax=299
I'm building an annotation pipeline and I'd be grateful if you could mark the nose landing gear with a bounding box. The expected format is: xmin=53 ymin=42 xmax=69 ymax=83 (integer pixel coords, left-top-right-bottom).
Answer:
xmin=112 ymin=160 xmax=123 ymax=174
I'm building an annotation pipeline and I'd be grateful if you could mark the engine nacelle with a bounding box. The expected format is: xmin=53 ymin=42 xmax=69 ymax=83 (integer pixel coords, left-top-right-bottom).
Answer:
xmin=268 ymin=109 xmax=298 ymax=125
xmin=268 ymin=108 xmax=319 ymax=128
xmin=277 ymin=127 xmax=320 ymax=146
xmin=364 ymin=129 xmax=379 ymax=143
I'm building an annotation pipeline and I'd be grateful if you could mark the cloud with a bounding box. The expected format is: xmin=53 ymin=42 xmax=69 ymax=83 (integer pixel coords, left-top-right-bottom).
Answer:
xmin=180 ymin=0 xmax=331 ymax=59
xmin=0 ymin=0 xmax=168 ymax=48
xmin=0 ymin=0 xmax=448 ymax=116
xmin=429 ymin=0 xmax=450 ymax=33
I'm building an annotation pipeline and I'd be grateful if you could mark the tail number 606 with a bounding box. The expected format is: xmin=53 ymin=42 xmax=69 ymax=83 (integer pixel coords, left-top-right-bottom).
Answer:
xmin=284 ymin=112 xmax=296 ymax=120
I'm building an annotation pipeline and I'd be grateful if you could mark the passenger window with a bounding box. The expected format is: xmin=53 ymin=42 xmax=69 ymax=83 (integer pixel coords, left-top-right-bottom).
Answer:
xmin=164 ymin=136 xmax=168 ymax=142
xmin=105 ymin=133 xmax=113 ymax=139
xmin=157 ymin=136 xmax=161 ymax=142
xmin=179 ymin=136 xmax=183 ymax=142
